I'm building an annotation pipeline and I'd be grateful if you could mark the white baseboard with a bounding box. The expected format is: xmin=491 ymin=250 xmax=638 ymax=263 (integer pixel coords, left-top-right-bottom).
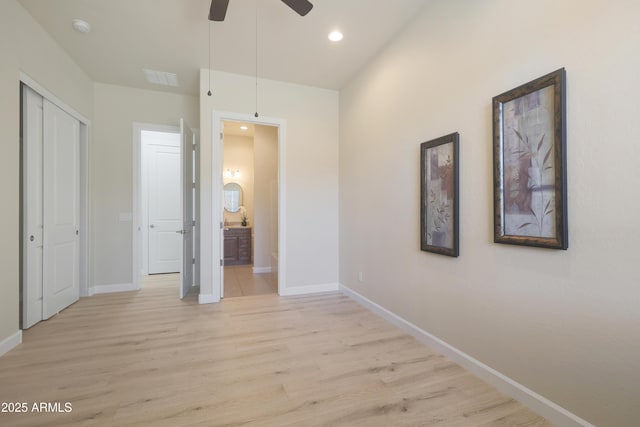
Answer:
xmin=271 ymin=252 xmax=279 ymax=273
xmin=252 ymin=266 xmax=272 ymax=274
xmin=198 ymin=293 xmax=220 ymax=304
xmin=279 ymin=282 xmax=339 ymax=296
xmin=0 ymin=331 xmax=22 ymax=358
xmin=92 ymin=283 xmax=137 ymax=295
xmin=339 ymin=284 xmax=594 ymax=427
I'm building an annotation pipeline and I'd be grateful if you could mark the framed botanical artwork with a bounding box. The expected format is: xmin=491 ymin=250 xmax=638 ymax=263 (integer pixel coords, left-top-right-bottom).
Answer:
xmin=492 ymin=68 xmax=567 ymax=249
xmin=421 ymin=132 xmax=459 ymax=257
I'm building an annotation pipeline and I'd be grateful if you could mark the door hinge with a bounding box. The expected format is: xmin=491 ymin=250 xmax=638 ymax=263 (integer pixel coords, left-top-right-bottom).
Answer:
xmin=220 ymin=259 xmax=223 ymax=266
xmin=192 ymin=143 xmax=197 ymax=150
xmin=193 ymin=258 xmax=196 ymax=265
xmin=220 ymin=221 xmax=224 ymax=229
xmin=192 ymin=220 xmax=196 ymax=226
xmin=192 ymin=182 xmax=196 ymax=189
xmin=219 ymin=132 xmax=224 ymax=140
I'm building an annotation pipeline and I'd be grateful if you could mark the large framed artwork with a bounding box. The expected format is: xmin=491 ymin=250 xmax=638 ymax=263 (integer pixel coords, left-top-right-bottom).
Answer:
xmin=493 ymin=68 xmax=567 ymax=249
xmin=421 ymin=132 xmax=459 ymax=257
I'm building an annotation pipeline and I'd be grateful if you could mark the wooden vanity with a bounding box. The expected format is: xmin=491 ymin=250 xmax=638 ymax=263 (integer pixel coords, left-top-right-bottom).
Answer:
xmin=224 ymin=227 xmax=251 ymax=266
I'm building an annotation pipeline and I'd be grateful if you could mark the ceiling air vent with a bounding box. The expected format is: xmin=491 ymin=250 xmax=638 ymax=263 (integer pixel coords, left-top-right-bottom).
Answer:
xmin=143 ymin=69 xmax=178 ymax=87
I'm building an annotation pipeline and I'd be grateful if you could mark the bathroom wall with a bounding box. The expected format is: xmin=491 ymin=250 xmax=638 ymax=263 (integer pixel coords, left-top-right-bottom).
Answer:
xmin=253 ymin=125 xmax=279 ymax=271
xmin=223 ymin=134 xmax=254 ymax=227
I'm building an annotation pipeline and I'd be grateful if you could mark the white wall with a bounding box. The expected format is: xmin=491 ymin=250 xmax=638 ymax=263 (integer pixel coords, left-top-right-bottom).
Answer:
xmin=0 ymin=0 xmax=94 ymax=345
xmin=253 ymin=125 xmax=279 ymax=270
xmin=92 ymin=83 xmax=198 ymax=288
xmin=200 ymin=70 xmax=339 ymax=298
xmin=339 ymin=1 xmax=640 ymax=426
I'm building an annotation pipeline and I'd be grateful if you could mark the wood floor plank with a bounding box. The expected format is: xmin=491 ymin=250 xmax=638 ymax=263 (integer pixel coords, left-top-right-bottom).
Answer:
xmin=0 ymin=276 xmax=553 ymax=426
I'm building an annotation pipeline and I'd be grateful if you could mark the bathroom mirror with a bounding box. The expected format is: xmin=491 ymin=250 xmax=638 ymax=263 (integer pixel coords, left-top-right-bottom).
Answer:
xmin=224 ymin=183 xmax=243 ymax=212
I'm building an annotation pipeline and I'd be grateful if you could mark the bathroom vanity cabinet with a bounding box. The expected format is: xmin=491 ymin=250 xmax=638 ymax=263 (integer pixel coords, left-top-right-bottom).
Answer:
xmin=224 ymin=227 xmax=251 ymax=266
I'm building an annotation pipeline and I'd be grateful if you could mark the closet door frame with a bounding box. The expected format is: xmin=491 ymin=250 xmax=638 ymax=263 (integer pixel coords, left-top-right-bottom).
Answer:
xmin=21 ymin=85 xmax=44 ymax=329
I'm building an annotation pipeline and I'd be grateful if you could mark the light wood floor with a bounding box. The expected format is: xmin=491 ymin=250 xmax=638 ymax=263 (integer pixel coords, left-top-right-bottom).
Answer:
xmin=0 ymin=277 xmax=552 ymax=426
xmin=224 ymin=265 xmax=278 ymax=298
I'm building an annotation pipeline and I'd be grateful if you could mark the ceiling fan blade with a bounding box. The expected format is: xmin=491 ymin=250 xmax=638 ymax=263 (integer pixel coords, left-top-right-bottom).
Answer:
xmin=209 ymin=0 xmax=229 ymax=21
xmin=281 ymin=0 xmax=313 ymax=16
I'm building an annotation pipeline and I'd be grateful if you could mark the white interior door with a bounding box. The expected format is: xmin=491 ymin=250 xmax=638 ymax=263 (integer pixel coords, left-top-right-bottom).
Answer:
xmin=180 ymin=119 xmax=194 ymax=299
xmin=43 ymin=99 xmax=80 ymax=320
xmin=148 ymin=144 xmax=181 ymax=274
xmin=193 ymin=131 xmax=201 ymax=291
xmin=22 ymin=86 xmax=44 ymax=328
xmin=219 ymin=122 xmax=225 ymax=298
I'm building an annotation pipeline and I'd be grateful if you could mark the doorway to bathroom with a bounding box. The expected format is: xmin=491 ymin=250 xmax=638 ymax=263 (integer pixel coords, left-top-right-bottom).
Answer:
xmin=221 ymin=120 xmax=279 ymax=298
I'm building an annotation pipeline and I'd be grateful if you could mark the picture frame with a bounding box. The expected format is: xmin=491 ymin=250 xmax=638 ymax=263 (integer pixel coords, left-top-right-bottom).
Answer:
xmin=421 ymin=132 xmax=459 ymax=257
xmin=492 ymin=68 xmax=567 ymax=249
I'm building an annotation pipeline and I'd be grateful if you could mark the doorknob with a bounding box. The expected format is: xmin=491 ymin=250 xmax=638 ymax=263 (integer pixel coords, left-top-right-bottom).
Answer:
xmin=175 ymin=230 xmax=184 ymax=234
xmin=149 ymin=224 xmax=155 ymax=228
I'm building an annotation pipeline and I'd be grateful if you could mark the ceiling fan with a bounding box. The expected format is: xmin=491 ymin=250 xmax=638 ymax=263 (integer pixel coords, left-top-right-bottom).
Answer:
xmin=209 ymin=0 xmax=314 ymax=21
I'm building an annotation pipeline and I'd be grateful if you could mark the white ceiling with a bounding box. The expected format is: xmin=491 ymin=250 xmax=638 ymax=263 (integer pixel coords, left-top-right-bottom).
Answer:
xmin=224 ymin=121 xmax=255 ymax=137
xmin=18 ymin=0 xmax=428 ymax=96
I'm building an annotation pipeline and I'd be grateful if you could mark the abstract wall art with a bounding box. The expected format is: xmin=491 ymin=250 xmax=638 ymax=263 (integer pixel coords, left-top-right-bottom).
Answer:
xmin=493 ymin=68 xmax=567 ymax=249
xmin=421 ymin=132 xmax=459 ymax=257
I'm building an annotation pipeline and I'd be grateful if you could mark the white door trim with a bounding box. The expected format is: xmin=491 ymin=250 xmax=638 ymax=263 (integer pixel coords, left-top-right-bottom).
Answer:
xmin=200 ymin=111 xmax=286 ymax=303
xmin=20 ymin=75 xmax=91 ymax=303
xmin=19 ymin=73 xmax=90 ymax=124
xmin=179 ymin=119 xmax=195 ymax=298
xmin=79 ymin=123 xmax=89 ymax=297
xmin=132 ymin=123 xmax=181 ymax=290
xmin=193 ymin=130 xmax=201 ymax=293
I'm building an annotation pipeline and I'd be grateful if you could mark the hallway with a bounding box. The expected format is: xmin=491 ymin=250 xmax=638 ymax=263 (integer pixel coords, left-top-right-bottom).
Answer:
xmin=223 ymin=265 xmax=278 ymax=298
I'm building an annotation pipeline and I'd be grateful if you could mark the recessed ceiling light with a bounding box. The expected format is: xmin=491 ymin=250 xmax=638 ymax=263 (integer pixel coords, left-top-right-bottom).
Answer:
xmin=328 ymin=31 xmax=343 ymax=42
xmin=72 ymin=19 xmax=91 ymax=34
xmin=240 ymin=125 xmax=249 ymax=131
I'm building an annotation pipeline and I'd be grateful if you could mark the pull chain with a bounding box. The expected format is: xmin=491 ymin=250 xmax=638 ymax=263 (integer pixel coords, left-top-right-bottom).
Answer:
xmin=254 ymin=0 xmax=259 ymax=117
xmin=207 ymin=20 xmax=212 ymax=96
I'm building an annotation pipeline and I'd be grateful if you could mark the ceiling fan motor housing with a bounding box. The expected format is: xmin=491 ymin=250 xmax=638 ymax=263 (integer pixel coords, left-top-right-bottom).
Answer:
xmin=209 ymin=0 xmax=313 ymax=22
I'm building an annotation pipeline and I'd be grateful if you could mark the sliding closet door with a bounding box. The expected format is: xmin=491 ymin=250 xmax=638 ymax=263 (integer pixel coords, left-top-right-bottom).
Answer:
xmin=22 ymin=86 xmax=44 ymax=329
xmin=42 ymin=99 xmax=80 ymax=319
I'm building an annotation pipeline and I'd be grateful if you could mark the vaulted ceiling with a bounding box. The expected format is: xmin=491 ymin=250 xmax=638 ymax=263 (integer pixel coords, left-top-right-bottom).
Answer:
xmin=19 ymin=0 xmax=428 ymax=96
